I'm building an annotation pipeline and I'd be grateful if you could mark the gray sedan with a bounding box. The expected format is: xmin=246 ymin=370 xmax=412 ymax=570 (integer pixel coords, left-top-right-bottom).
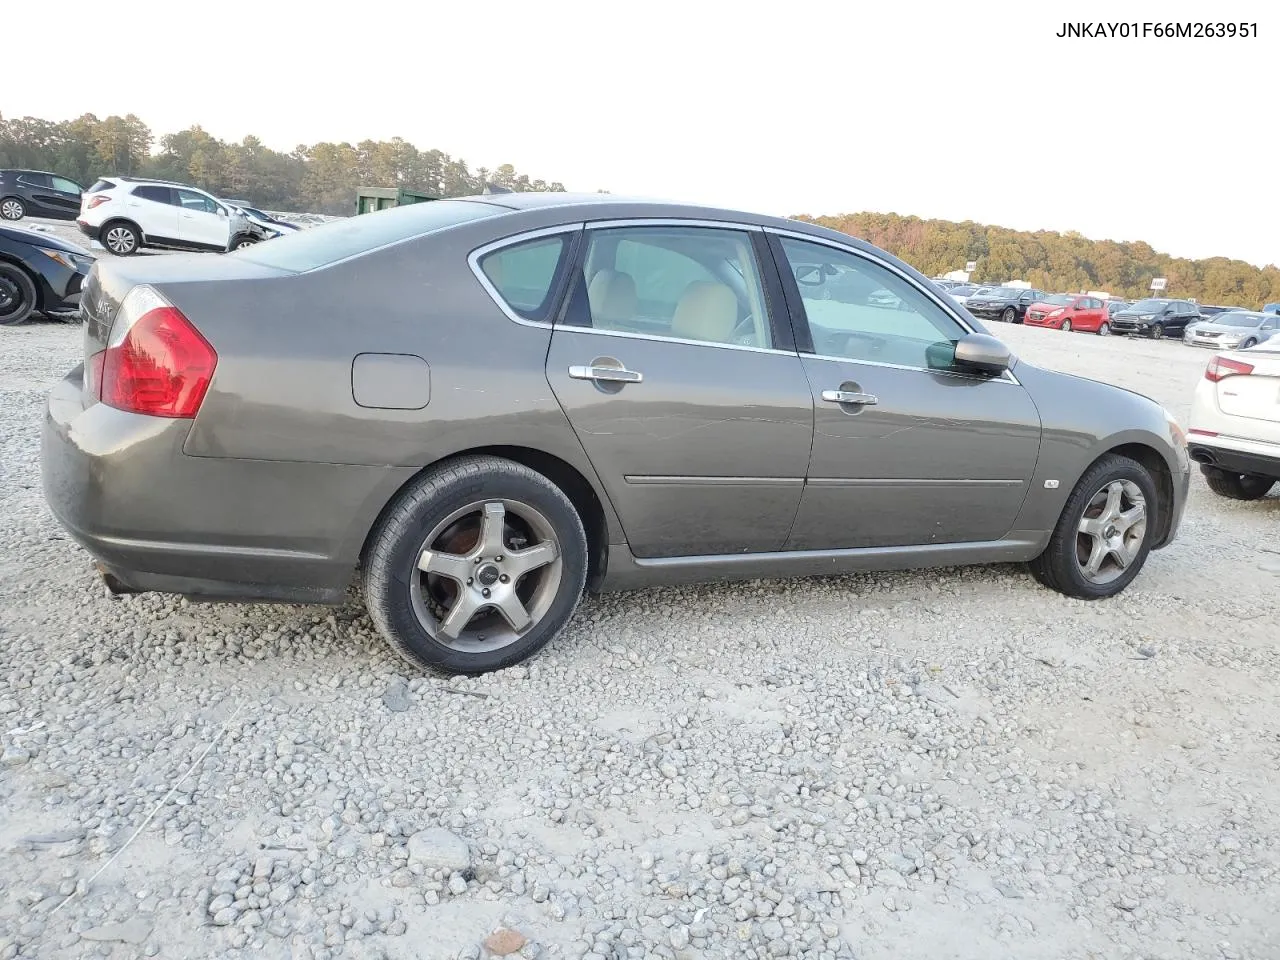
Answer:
xmin=41 ymin=194 xmax=1190 ymax=674
xmin=1183 ymin=310 xmax=1280 ymax=349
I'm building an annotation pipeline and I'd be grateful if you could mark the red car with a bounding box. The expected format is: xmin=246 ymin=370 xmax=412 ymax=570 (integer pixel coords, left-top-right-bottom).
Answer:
xmin=1023 ymin=294 xmax=1111 ymax=334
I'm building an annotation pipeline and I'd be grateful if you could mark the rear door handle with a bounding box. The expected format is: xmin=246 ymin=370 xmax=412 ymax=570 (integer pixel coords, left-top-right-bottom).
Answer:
xmin=822 ymin=389 xmax=877 ymax=405
xmin=569 ymin=364 xmax=643 ymax=384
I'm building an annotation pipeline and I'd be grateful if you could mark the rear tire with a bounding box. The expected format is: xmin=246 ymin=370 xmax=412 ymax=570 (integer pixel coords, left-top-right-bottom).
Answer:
xmin=0 ymin=263 xmax=38 ymax=325
xmin=101 ymin=221 xmax=141 ymax=255
xmin=0 ymin=197 xmax=25 ymax=221
xmin=1200 ymin=465 xmax=1275 ymax=501
xmin=362 ymin=455 xmax=588 ymax=675
xmin=1097 ymin=321 xmax=1110 ymax=336
xmin=1029 ymin=453 xmax=1158 ymax=599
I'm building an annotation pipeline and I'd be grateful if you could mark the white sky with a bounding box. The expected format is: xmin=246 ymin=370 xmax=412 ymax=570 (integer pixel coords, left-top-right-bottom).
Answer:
xmin=7 ymin=0 xmax=1277 ymax=267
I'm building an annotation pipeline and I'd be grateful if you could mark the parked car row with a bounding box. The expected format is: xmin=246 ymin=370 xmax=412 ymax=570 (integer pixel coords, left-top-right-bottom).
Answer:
xmin=1 ymin=167 xmax=297 ymax=258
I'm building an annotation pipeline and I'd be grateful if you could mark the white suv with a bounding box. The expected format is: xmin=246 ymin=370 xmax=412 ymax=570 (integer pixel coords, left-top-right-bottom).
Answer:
xmin=1187 ymin=340 xmax=1280 ymax=501
xmin=77 ymin=177 xmax=255 ymax=256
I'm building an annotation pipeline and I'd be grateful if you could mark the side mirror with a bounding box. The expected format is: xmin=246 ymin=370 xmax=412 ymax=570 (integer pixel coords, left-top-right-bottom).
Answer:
xmin=953 ymin=333 xmax=1011 ymax=375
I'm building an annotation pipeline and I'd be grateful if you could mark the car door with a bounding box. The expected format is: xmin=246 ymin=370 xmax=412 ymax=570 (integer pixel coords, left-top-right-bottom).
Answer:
xmin=175 ymin=189 xmax=230 ymax=249
xmin=769 ymin=232 xmax=1043 ymax=550
xmin=540 ymin=221 xmax=813 ymax=558
xmin=127 ymin=185 xmax=181 ymax=242
xmin=46 ymin=176 xmax=83 ymax=218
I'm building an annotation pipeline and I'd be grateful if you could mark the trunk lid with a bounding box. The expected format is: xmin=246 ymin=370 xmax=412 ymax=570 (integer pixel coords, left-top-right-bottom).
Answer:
xmin=1217 ymin=346 xmax=1280 ymax=426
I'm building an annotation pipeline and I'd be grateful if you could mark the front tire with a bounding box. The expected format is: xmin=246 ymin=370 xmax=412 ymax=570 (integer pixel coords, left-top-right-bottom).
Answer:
xmin=1200 ymin=465 xmax=1275 ymax=501
xmin=101 ymin=221 xmax=141 ymax=256
xmin=1240 ymin=338 xmax=1257 ymax=349
xmin=1001 ymin=307 xmax=1016 ymax=324
xmin=0 ymin=263 xmax=38 ymax=325
xmin=1029 ymin=453 xmax=1158 ymax=599
xmin=362 ymin=456 xmax=588 ymax=675
xmin=1061 ymin=319 xmax=1072 ymax=332
xmin=231 ymin=235 xmax=258 ymax=251
xmin=1150 ymin=323 xmax=1164 ymax=340
xmin=0 ymin=197 xmax=25 ymax=221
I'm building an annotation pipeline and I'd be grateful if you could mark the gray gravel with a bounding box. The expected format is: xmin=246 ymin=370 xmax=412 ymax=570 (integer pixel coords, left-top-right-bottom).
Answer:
xmin=1 ymin=317 xmax=1278 ymax=960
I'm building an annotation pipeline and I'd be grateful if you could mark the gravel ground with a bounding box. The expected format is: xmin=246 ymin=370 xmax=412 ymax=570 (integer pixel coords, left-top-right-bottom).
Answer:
xmin=1 ymin=312 xmax=1278 ymax=960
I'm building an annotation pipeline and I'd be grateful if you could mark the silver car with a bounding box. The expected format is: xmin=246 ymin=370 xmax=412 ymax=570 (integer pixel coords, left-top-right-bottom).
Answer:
xmin=41 ymin=194 xmax=1190 ymax=674
xmin=1183 ymin=310 xmax=1280 ymax=350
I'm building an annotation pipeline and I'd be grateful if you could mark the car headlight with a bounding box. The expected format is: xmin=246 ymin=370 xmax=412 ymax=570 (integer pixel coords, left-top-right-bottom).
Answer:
xmin=1140 ymin=314 xmax=1156 ymax=320
xmin=1047 ymin=309 xmax=1064 ymax=317
xmin=37 ymin=247 xmax=94 ymax=270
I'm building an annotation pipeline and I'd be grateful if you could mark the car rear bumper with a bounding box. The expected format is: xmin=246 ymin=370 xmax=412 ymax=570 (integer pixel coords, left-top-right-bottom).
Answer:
xmin=41 ymin=366 xmax=414 ymax=604
xmin=1188 ymin=435 xmax=1280 ymax=479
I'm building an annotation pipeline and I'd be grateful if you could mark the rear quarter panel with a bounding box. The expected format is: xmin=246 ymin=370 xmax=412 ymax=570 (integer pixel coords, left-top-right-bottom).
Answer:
xmin=168 ymin=219 xmax=624 ymax=544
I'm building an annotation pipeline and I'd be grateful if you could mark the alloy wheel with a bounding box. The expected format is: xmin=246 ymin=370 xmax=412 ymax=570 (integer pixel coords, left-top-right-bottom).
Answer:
xmin=1075 ymin=480 xmax=1147 ymax=585
xmin=0 ymin=199 xmax=24 ymax=220
xmin=1062 ymin=319 xmax=1072 ymax=332
xmin=409 ymin=499 xmax=563 ymax=652
xmin=105 ymin=226 xmax=137 ymax=254
xmin=1098 ymin=322 xmax=1110 ymax=336
xmin=0 ymin=275 xmax=23 ymax=319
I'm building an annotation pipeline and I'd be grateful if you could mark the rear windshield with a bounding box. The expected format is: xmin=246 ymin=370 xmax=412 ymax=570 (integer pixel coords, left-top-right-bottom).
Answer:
xmin=230 ymin=199 xmax=501 ymax=272
xmin=1209 ymin=312 xmax=1263 ymax=327
xmin=87 ymin=179 xmax=115 ymax=193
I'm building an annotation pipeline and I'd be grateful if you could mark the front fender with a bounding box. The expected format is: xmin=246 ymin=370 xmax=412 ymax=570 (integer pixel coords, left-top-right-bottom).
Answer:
xmin=1011 ymin=364 xmax=1190 ymax=547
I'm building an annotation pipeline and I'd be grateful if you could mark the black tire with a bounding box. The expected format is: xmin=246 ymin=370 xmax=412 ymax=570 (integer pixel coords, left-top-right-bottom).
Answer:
xmin=1150 ymin=323 xmax=1164 ymax=340
xmin=1001 ymin=307 xmax=1016 ymax=324
xmin=362 ymin=455 xmax=588 ymax=675
xmin=1061 ymin=319 xmax=1072 ymax=332
xmin=1240 ymin=338 xmax=1257 ymax=349
xmin=0 ymin=197 xmax=25 ymax=221
xmin=0 ymin=263 xmax=38 ymax=326
xmin=100 ymin=221 xmax=141 ymax=256
xmin=1028 ymin=453 xmax=1158 ymax=599
xmin=1200 ymin=465 xmax=1275 ymax=501
xmin=231 ymin=234 xmax=258 ymax=251
xmin=1097 ymin=322 xmax=1110 ymax=336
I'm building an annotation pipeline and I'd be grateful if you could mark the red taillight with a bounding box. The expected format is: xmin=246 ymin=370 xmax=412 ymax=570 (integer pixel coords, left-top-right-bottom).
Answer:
xmin=98 ymin=287 xmax=216 ymax=418
xmin=1205 ymin=356 xmax=1254 ymax=382
xmin=86 ymin=195 xmax=111 ymax=210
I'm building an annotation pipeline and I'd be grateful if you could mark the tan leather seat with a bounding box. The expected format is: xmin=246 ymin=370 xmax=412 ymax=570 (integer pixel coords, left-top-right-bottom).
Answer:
xmin=671 ymin=281 xmax=738 ymax=343
xmin=587 ymin=269 xmax=637 ymax=329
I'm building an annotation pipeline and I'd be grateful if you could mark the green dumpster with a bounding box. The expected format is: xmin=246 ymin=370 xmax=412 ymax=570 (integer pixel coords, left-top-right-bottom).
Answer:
xmin=355 ymin=187 xmax=439 ymax=215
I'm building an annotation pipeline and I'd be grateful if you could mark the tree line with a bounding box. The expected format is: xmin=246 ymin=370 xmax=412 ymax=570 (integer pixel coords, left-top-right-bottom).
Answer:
xmin=0 ymin=112 xmax=566 ymax=216
xmin=4 ymin=112 xmax=1276 ymax=304
xmin=798 ymin=212 xmax=1280 ymax=307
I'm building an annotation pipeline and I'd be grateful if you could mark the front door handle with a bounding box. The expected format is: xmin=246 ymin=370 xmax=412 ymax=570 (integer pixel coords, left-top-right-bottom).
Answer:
xmin=569 ymin=364 xmax=643 ymax=384
xmin=822 ymin=389 xmax=877 ymax=405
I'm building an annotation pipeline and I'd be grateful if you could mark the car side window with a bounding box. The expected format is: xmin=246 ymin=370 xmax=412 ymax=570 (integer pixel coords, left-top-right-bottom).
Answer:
xmin=778 ymin=236 xmax=967 ymax=369
xmin=478 ymin=235 xmax=568 ymax=323
xmin=133 ymin=185 xmax=173 ymax=205
xmin=570 ymin=226 xmax=773 ymax=349
xmin=17 ymin=173 xmax=50 ymax=188
xmin=176 ymin=189 xmax=218 ymax=214
xmin=50 ymin=176 xmax=80 ymax=194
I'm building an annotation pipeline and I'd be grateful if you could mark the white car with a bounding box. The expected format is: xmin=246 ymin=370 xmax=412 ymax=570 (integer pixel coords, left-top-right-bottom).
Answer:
xmin=1187 ymin=340 xmax=1280 ymax=500
xmin=77 ymin=177 xmax=255 ymax=256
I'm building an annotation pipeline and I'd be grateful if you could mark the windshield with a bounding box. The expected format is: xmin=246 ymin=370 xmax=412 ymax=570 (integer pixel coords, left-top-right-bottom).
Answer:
xmin=230 ymin=199 xmax=500 ymax=272
xmin=983 ymin=287 xmax=1021 ymax=299
xmin=1128 ymin=299 xmax=1168 ymax=312
xmin=1043 ymin=294 xmax=1073 ymax=305
xmin=1209 ymin=312 xmax=1263 ymax=327
xmin=950 ymin=285 xmax=977 ymax=296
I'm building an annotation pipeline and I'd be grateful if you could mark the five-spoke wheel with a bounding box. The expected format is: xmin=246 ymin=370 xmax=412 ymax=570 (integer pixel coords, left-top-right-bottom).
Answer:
xmin=363 ymin=456 xmax=588 ymax=674
xmin=1030 ymin=453 xmax=1158 ymax=599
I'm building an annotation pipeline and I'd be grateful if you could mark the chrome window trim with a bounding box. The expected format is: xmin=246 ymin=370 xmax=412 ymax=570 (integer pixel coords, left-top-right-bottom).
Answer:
xmin=765 ymin=226 xmax=1022 ymax=385
xmin=556 ymin=324 xmax=799 ymax=358
xmin=804 ymin=350 xmax=1021 ymax=386
xmin=467 ymin=223 xmax=585 ymax=329
xmin=584 ymin=218 xmax=765 ymax=232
